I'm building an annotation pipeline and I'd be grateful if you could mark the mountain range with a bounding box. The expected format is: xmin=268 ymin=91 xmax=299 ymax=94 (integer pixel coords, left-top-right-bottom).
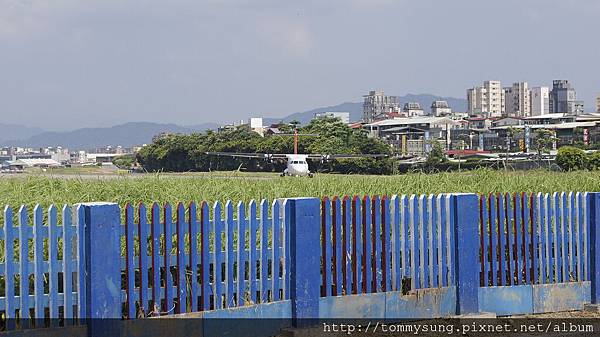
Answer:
xmin=1 ymin=94 xmax=466 ymax=149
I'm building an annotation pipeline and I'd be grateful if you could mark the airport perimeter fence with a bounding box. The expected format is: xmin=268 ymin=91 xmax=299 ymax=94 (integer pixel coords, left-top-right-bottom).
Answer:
xmin=1 ymin=192 xmax=600 ymax=336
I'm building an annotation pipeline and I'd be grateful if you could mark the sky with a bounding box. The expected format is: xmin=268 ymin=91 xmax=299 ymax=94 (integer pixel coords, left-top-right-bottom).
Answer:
xmin=1 ymin=0 xmax=599 ymax=131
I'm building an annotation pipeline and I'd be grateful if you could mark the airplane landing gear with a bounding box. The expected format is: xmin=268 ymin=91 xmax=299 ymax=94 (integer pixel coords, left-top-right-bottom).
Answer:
xmin=308 ymin=173 xmax=314 ymax=178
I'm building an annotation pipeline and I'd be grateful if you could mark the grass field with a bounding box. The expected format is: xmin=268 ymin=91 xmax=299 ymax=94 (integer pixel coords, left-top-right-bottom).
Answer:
xmin=1 ymin=169 xmax=599 ymax=208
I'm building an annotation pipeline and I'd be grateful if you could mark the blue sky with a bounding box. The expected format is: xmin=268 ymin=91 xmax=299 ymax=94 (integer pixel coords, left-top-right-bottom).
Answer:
xmin=1 ymin=0 xmax=599 ymax=130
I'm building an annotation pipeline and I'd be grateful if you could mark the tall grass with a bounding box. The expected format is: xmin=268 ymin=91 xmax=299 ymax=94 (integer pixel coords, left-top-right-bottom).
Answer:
xmin=0 ymin=169 xmax=599 ymax=209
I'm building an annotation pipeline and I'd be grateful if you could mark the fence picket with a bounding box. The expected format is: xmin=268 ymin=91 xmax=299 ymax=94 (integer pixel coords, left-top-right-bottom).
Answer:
xmin=372 ymin=196 xmax=381 ymax=292
xmin=138 ymin=204 xmax=149 ymax=315
xmin=62 ymin=206 xmax=73 ymax=323
xmin=151 ymin=203 xmax=162 ymax=313
xmin=259 ymin=200 xmax=269 ymax=303
xmin=489 ymin=194 xmax=497 ymax=286
xmin=48 ymin=206 xmax=59 ymax=325
xmin=248 ymin=200 xmax=258 ymax=304
xmin=236 ymin=201 xmax=247 ymax=305
xmin=523 ymin=193 xmax=531 ymax=284
xmin=163 ymin=203 xmax=174 ymax=313
xmin=552 ymin=192 xmax=560 ymax=283
xmin=437 ymin=194 xmax=446 ymax=287
xmin=224 ymin=201 xmax=235 ymax=307
xmin=200 ymin=202 xmax=210 ymax=310
xmin=382 ymin=196 xmax=391 ymax=291
xmin=321 ymin=197 xmax=330 ymax=297
xmin=560 ymin=192 xmax=567 ymax=283
xmin=409 ymin=195 xmax=417 ymax=290
xmin=362 ymin=196 xmax=372 ymax=293
xmin=568 ymin=192 xmax=575 ymax=281
xmin=33 ymin=205 xmax=44 ymax=325
xmin=479 ymin=196 xmax=488 ymax=287
xmin=188 ymin=202 xmax=198 ymax=312
xmin=391 ymin=196 xmax=400 ymax=291
xmin=333 ymin=197 xmax=343 ymax=295
xmin=18 ymin=206 xmax=30 ymax=328
xmin=4 ymin=206 xmax=16 ymax=330
xmin=212 ymin=201 xmax=223 ymax=309
xmin=352 ymin=196 xmax=361 ymax=294
xmin=429 ymin=195 xmax=437 ymax=288
xmin=497 ymin=194 xmax=506 ymax=286
xmin=402 ymin=195 xmax=410 ymax=282
xmin=125 ymin=203 xmax=136 ymax=319
xmin=446 ymin=194 xmax=454 ymax=286
xmin=536 ymin=193 xmax=545 ymax=284
xmin=418 ymin=195 xmax=426 ymax=289
xmin=342 ymin=197 xmax=352 ymax=294
xmin=176 ymin=203 xmax=187 ymax=313
xmin=514 ymin=194 xmax=523 ymax=285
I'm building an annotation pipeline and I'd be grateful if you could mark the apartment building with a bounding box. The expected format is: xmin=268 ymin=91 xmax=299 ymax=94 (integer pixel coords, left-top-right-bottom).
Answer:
xmin=362 ymin=90 xmax=401 ymax=122
xmin=504 ymin=82 xmax=530 ymax=117
xmin=549 ymin=80 xmax=584 ymax=114
xmin=467 ymin=80 xmax=504 ymax=117
xmin=530 ymin=87 xmax=550 ymax=116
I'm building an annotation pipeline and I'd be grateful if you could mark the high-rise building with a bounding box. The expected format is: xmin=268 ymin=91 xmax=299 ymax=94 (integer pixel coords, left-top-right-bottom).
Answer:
xmin=431 ymin=101 xmax=452 ymax=116
xmin=596 ymin=93 xmax=600 ymax=113
xmin=362 ymin=90 xmax=400 ymax=122
xmin=466 ymin=80 xmax=504 ymax=117
xmin=530 ymin=87 xmax=550 ymax=116
xmin=549 ymin=80 xmax=584 ymax=114
xmin=504 ymin=82 xmax=530 ymax=117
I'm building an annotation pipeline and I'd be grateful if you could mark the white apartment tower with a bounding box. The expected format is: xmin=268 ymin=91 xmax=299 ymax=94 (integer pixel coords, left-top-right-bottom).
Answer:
xmin=504 ymin=82 xmax=530 ymax=117
xmin=596 ymin=93 xmax=600 ymax=113
xmin=467 ymin=80 xmax=505 ymax=117
xmin=530 ymin=87 xmax=550 ymax=116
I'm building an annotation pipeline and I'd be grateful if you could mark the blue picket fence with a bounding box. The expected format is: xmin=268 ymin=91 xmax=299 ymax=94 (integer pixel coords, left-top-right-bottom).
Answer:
xmin=320 ymin=194 xmax=455 ymax=297
xmin=0 ymin=205 xmax=85 ymax=330
xmin=479 ymin=192 xmax=589 ymax=286
xmin=3 ymin=192 xmax=600 ymax=336
xmin=119 ymin=200 xmax=288 ymax=318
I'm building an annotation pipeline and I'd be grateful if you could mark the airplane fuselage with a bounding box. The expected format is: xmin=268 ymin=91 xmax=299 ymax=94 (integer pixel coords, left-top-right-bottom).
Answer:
xmin=282 ymin=154 xmax=312 ymax=177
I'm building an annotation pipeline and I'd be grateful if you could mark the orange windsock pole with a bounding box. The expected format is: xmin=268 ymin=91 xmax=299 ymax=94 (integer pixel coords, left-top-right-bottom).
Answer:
xmin=294 ymin=129 xmax=298 ymax=154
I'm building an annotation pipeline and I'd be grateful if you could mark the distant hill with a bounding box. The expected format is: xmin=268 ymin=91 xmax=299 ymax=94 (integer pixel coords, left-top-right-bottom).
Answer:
xmin=265 ymin=94 xmax=467 ymax=125
xmin=0 ymin=123 xmax=45 ymax=143
xmin=2 ymin=122 xmax=217 ymax=149
xmin=1 ymin=93 xmax=465 ymax=149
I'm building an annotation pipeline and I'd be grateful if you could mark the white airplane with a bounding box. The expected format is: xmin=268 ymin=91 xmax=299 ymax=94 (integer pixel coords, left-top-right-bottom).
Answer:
xmin=206 ymin=130 xmax=388 ymax=177
xmin=206 ymin=151 xmax=389 ymax=177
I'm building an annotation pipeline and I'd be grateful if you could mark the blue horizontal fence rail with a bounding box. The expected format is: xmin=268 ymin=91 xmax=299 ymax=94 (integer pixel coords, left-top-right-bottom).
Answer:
xmin=479 ymin=192 xmax=589 ymax=287
xmin=4 ymin=192 xmax=600 ymax=335
xmin=119 ymin=199 xmax=288 ymax=319
xmin=320 ymin=194 xmax=455 ymax=298
xmin=0 ymin=205 xmax=85 ymax=331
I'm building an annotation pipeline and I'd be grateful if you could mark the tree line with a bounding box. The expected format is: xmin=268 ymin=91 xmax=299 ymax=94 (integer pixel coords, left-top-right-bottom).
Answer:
xmin=136 ymin=118 xmax=395 ymax=174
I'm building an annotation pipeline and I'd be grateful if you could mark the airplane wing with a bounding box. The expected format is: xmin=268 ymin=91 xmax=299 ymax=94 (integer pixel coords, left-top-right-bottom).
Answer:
xmin=205 ymin=152 xmax=288 ymax=159
xmin=315 ymin=154 xmax=388 ymax=160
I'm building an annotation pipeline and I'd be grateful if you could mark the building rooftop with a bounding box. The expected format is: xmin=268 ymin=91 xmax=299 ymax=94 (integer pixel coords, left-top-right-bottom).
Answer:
xmin=364 ymin=116 xmax=457 ymax=127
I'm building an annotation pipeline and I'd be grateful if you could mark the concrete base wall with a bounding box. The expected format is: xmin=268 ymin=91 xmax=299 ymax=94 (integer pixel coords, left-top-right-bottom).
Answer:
xmin=479 ymin=281 xmax=590 ymax=316
xmin=319 ymin=287 xmax=457 ymax=319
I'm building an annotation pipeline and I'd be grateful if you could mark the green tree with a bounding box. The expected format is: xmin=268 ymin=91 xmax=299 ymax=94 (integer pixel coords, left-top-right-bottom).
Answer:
xmin=532 ymin=129 xmax=556 ymax=167
xmin=425 ymin=140 xmax=447 ymax=169
xmin=556 ymin=146 xmax=587 ymax=171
